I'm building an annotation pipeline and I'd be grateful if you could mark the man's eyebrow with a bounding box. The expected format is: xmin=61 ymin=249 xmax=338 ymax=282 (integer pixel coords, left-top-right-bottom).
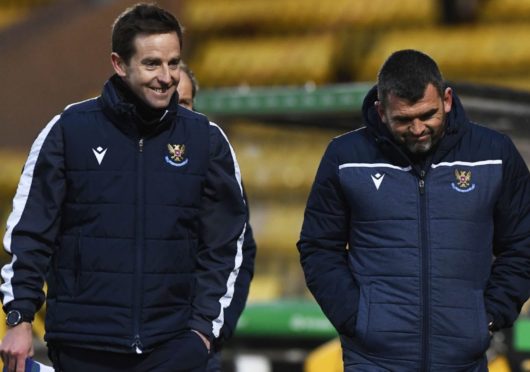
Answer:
xmin=391 ymin=114 xmax=412 ymax=122
xmin=392 ymin=108 xmax=438 ymax=122
xmin=141 ymin=57 xmax=161 ymax=64
xmin=419 ymin=108 xmax=438 ymax=119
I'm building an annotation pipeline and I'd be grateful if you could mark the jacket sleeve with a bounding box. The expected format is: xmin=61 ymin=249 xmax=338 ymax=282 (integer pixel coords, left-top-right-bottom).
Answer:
xmin=486 ymin=135 xmax=530 ymax=330
xmin=188 ymin=122 xmax=248 ymax=340
xmin=214 ymin=190 xmax=256 ymax=345
xmin=0 ymin=116 xmax=65 ymax=320
xmin=297 ymin=139 xmax=359 ymax=337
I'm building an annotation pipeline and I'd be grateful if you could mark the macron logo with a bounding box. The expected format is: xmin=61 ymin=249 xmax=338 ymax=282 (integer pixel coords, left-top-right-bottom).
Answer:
xmin=371 ymin=173 xmax=385 ymax=190
xmin=92 ymin=146 xmax=108 ymax=165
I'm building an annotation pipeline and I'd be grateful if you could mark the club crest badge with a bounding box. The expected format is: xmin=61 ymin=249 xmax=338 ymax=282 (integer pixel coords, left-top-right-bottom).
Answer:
xmin=165 ymin=144 xmax=189 ymax=167
xmin=451 ymin=169 xmax=475 ymax=192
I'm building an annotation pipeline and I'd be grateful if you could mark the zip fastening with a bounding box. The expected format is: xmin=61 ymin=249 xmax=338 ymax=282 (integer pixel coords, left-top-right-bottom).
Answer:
xmin=132 ymin=138 xmax=145 ymax=354
xmin=418 ymin=170 xmax=426 ymax=195
xmin=418 ymin=169 xmax=430 ymax=371
xmin=132 ymin=335 xmax=143 ymax=354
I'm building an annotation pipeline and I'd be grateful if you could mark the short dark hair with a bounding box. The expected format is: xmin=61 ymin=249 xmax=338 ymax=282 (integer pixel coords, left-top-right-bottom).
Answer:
xmin=112 ymin=3 xmax=183 ymax=64
xmin=179 ymin=61 xmax=199 ymax=99
xmin=377 ymin=49 xmax=445 ymax=107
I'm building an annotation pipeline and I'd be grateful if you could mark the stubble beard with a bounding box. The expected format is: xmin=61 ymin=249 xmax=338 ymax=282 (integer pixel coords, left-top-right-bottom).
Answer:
xmin=404 ymin=134 xmax=433 ymax=154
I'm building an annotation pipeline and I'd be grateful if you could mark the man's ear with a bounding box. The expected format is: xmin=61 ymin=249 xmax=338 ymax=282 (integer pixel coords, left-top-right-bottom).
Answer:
xmin=375 ymin=101 xmax=386 ymax=123
xmin=111 ymin=52 xmax=127 ymax=77
xmin=443 ymin=87 xmax=453 ymax=114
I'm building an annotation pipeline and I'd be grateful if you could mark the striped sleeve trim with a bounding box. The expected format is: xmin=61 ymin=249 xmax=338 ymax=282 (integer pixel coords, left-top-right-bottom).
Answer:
xmin=208 ymin=121 xmax=246 ymax=338
xmin=431 ymin=160 xmax=502 ymax=168
xmin=339 ymin=162 xmax=412 ymax=171
xmin=1 ymin=115 xmax=61 ymax=306
xmin=209 ymin=122 xmax=244 ymax=196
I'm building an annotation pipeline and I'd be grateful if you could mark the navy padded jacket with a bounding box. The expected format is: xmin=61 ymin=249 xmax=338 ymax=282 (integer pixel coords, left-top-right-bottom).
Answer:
xmin=0 ymin=78 xmax=248 ymax=353
xmin=298 ymin=86 xmax=530 ymax=371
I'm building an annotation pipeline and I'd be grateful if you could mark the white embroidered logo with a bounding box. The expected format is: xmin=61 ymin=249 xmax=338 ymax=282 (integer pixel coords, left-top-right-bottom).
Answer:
xmin=92 ymin=146 xmax=107 ymax=165
xmin=371 ymin=173 xmax=385 ymax=190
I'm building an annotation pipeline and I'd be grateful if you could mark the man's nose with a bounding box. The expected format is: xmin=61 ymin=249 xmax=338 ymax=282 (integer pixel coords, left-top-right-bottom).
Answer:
xmin=409 ymin=119 xmax=426 ymax=136
xmin=158 ymin=65 xmax=172 ymax=84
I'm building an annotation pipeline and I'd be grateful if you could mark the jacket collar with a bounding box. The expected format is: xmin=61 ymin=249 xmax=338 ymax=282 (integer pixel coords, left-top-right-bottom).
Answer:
xmin=99 ymin=75 xmax=179 ymax=138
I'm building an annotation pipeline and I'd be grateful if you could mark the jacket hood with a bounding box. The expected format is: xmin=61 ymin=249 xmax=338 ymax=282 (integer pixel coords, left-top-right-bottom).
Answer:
xmin=361 ymin=84 xmax=469 ymax=165
xmin=99 ymin=75 xmax=179 ymax=138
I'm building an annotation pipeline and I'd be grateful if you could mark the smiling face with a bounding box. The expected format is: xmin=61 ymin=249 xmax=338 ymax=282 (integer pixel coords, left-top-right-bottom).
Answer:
xmin=376 ymin=84 xmax=452 ymax=154
xmin=111 ymin=32 xmax=181 ymax=109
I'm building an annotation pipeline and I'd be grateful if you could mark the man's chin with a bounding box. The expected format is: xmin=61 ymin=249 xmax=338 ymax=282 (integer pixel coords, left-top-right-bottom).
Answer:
xmin=146 ymin=99 xmax=171 ymax=110
xmin=406 ymin=141 xmax=432 ymax=154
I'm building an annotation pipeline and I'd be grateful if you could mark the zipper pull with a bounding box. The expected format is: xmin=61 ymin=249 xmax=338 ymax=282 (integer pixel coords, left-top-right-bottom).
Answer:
xmin=138 ymin=138 xmax=144 ymax=153
xmin=132 ymin=336 xmax=143 ymax=354
xmin=419 ymin=170 xmax=426 ymax=195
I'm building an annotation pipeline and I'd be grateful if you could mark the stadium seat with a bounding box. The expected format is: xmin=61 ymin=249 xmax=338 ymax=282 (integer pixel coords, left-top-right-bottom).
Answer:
xmin=190 ymin=34 xmax=339 ymax=87
xmin=356 ymin=25 xmax=530 ymax=84
xmin=477 ymin=0 xmax=530 ymax=23
xmin=228 ymin=122 xmax=339 ymax=195
xmin=0 ymin=7 xmax=28 ymax=30
xmin=182 ymin=0 xmax=437 ymax=33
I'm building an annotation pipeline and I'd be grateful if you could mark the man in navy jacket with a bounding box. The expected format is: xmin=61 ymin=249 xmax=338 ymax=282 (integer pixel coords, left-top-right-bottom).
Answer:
xmin=0 ymin=4 xmax=248 ymax=372
xmin=298 ymin=49 xmax=530 ymax=371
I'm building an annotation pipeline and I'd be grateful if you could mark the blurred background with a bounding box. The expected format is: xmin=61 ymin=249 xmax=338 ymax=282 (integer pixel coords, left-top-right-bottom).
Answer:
xmin=1 ymin=0 xmax=530 ymax=371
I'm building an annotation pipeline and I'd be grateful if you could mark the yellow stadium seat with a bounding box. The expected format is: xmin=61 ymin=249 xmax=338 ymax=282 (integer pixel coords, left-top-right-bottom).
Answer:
xmin=305 ymin=338 xmax=343 ymax=372
xmin=182 ymin=0 xmax=436 ymax=33
xmin=356 ymin=25 xmax=530 ymax=87
xmin=0 ymin=8 xmax=28 ymax=30
xmin=229 ymin=121 xmax=339 ymax=195
xmin=190 ymin=34 xmax=339 ymax=87
xmin=489 ymin=355 xmax=511 ymax=372
xmin=478 ymin=0 xmax=530 ymax=23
